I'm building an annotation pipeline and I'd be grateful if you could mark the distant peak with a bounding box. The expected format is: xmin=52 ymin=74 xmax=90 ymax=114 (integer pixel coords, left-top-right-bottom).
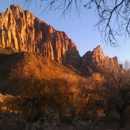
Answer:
xmin=7 ymin=4 xmax=31 ymax=14
xmin=93 ymin=45 xmax=102 ymax=51
xmin=5 ymin=4 xmax=24 ymax=14
xmin=93 ymin=45 xmax=103 ymax=53
xmin=10 ymin=4 xmax=22 ymax=9
xmin=92 ymin=45 xmax=105 ymax=60
xmin=9 ymin=4 xmax=22 ymax=10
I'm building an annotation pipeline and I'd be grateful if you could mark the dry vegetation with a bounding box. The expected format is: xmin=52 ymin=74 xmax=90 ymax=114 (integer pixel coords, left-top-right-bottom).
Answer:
xmin=0 ymin=49 xmax=130 ymax=129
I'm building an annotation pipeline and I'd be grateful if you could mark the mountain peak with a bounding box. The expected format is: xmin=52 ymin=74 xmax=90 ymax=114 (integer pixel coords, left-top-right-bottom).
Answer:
xmin=5 ymin=4 xmax=25 ymax=14
xmin=93 ymin=45 xmax=105 ymax=62
xmin=0 ymin=5 xmax=124 ymax=76
xmin=81 ymin=45 xmax=123 ymax=75
xmin=10 ymin=4 xmax=22 ymax=10
xmin=0 ymin=4 xmax=80 ymax=66
xmin=93 ymin=45 xmax=102 ymax=52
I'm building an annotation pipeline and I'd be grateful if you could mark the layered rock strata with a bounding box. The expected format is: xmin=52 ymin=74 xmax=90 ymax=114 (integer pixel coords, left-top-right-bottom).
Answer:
xmin=0 ymin=4 xmax=80 ymax=66
xmin=0 ymin=5 xmax=124 ymax=75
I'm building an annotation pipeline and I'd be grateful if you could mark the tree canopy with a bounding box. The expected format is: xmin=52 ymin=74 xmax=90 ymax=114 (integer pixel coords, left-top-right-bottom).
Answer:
xmin=17 ymin=0 xmax=130 ymax=46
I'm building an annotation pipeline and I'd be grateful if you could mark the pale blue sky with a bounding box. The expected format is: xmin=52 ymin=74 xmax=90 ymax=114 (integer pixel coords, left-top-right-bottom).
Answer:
xmin=1 ymin=0 xmax=130 ymax=63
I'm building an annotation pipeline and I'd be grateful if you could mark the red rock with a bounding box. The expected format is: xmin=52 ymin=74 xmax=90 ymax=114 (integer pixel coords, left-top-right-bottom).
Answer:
xmin=0 ymin=4 xmax=80 ymax=66
xmin=81 ymin=46 xmax=123 ymax=75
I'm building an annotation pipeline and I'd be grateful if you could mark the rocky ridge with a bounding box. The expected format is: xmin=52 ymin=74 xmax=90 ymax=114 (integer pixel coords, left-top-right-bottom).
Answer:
xmin=81 ymin=46 xmax=123 ymax=75
xmin=0 ymin=4 xmax=80 ymax=66
xmin=0 ymin=5 xmax=123 ymax=75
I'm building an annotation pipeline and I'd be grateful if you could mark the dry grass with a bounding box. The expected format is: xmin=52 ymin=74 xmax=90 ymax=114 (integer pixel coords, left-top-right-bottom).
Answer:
xmin=59 ymin=121 xmax=130 ymax=130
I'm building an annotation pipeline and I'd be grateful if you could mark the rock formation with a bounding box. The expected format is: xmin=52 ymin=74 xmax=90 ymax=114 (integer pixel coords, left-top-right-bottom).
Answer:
xmin=0 ymin=4 xmax=80 ymax=66
xmin=0 ymin=5 xmax=124 ymax=76
xmin=81 ymin=45 xmax=123 ymax=75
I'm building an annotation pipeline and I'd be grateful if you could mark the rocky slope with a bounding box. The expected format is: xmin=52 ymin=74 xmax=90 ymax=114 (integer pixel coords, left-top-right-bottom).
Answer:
xmin=0 ymin=4 xmax=80 ymax=66
xmin=0 ymin=51 xmax=81 ymax=94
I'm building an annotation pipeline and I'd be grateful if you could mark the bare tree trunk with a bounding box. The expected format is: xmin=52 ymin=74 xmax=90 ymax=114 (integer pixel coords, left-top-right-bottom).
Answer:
xmin=58 ymin=108 xmax=62 ymax=118
xmin=71 ymin=108 xmax=76 ymax=118
xmin=119 ymin=110 xmax=125 ymax=128
xmin=105 ymin=113 xmax=109 ymax=123
xmin=30 ymin=104 xmax=36 ymax=122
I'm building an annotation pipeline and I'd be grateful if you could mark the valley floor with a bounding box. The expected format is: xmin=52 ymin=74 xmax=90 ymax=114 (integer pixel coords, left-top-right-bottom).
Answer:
xmin=59 ymin=122 xmax=130 ymax=130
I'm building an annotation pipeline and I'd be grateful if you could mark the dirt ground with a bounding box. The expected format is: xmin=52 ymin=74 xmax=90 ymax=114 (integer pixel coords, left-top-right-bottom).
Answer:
xmin=60 ymin=122 xmax=130 ymax=130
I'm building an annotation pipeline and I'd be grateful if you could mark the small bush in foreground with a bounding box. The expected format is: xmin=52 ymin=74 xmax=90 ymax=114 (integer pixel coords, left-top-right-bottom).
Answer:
xmin=30 ymin=109 xmax=61 ymax=130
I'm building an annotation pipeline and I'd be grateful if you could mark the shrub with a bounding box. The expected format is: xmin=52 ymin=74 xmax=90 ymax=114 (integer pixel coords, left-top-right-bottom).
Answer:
xmin=0 ymin=117 xmax=26 ymax=130
xmin=71 ymin=116 xmax=94 ymax=130
xmin=30 ymin=109 xmax=61 ymax=130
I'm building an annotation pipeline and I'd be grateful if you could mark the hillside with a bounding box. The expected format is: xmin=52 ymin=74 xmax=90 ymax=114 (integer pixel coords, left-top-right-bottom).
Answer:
xmin=0 ymin=48 xmax=82 ymax=94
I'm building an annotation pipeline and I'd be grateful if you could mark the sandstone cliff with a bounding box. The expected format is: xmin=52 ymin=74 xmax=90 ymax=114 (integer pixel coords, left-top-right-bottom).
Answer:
xmin=0 ymin=4 xmax=124 ymax=76
xmin=81 ymin=45 xmax=123 ymax=75
xmin=0 ymin=4 xmax=80 ymax=66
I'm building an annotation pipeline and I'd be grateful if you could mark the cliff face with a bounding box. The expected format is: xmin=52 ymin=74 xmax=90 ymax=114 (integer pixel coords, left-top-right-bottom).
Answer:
xmin=0 ymin=4 xmax=124 ymax=76
xmin=81 ymin=46 xmax=123 ymax=75
xmin=0 ymin=4 xmax=80 ymax=66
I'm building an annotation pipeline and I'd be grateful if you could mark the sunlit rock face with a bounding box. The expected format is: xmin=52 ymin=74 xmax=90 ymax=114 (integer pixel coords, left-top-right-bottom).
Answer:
xmin=0 ymin=4 xmax=123 ymax=75
xmin=81 ymin=45 xmax=123 ymax=75
xmin=0 ymin=4 xmax=80 ymax=66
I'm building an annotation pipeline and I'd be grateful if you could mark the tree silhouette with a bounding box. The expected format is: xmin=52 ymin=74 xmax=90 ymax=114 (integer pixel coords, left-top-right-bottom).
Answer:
xmin=104 ymin=71 xmax=130 ymax=128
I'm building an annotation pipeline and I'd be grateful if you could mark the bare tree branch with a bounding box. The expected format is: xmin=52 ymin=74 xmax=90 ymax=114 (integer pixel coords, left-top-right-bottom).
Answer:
xmin=17 ymin=0 xmax=130 ymax=46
